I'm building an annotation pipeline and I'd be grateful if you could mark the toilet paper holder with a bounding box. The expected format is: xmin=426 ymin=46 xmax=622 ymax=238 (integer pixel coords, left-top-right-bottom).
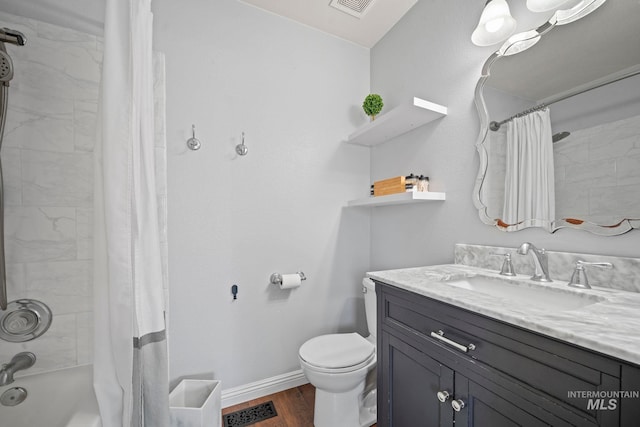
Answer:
xmin=270 ymin=272 xmax=306 ymax=286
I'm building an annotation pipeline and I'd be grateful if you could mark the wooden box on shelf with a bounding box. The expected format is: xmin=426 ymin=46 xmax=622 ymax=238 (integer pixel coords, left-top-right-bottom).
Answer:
xmin=373 ymin=176 xmax=406 ymax=196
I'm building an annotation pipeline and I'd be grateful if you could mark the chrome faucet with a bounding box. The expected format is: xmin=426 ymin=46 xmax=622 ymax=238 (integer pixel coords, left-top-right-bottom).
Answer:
xmin=516 ymin=242 xmax=552 ymax=282
xmin=0 ymin=352 xmax=36 ymax=386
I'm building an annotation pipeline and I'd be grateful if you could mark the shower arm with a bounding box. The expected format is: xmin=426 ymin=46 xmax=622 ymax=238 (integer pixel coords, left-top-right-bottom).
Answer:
xmin=0 ymin=28 xmax=26 ymax=47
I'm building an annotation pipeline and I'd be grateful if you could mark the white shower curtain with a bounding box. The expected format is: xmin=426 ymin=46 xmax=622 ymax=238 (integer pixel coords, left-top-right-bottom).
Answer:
xmin=502 ymin=108 xmax=556 ymax=231
xmin=94 ymin=0 xmax=170 ymax=426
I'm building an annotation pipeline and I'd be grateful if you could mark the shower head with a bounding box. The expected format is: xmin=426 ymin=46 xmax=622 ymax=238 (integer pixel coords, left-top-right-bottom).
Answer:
xmin=552 ymin=131 xmax=570 ymax=143
xmin=0 ymin=28 xmax=25 ymax=85
xmin=0 ymin=51 xmax=13 ymax=84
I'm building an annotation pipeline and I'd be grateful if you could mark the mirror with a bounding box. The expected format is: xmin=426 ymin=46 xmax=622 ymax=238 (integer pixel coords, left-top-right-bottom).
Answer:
xmin=473 ymin=0 xmax=640 ymax=235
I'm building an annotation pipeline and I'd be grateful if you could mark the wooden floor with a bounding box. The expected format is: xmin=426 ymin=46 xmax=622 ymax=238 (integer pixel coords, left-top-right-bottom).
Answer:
xmin=221 ymin=384 xmax=377 ymax=427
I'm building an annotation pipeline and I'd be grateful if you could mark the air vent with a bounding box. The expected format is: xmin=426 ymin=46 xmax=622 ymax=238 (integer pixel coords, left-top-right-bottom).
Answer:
xmin=329 ymin=0 xmax=378 ymax=18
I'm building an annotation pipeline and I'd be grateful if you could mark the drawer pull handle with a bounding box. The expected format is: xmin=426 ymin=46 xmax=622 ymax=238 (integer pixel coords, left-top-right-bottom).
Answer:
xmin=430 ymin=330 xmax=475 ymax=353
xmin=452 ymin=399 xmax=466 ymax=412
xmin=436 ymin=390 xmax=450 ymax=403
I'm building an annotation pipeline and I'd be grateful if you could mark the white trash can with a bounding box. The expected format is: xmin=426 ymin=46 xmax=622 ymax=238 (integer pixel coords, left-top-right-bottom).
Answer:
xmin=169 ymin=379 xmax=222 ymax=427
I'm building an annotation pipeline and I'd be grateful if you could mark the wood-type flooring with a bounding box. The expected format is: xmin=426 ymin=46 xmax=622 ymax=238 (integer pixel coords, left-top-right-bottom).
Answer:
xmin=221 ymin=384 xmax=377 ymax=427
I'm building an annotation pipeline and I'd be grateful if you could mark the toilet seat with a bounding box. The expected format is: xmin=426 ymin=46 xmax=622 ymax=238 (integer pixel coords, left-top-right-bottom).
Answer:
xmin=299 ymin=333 xmax=375 ymax=373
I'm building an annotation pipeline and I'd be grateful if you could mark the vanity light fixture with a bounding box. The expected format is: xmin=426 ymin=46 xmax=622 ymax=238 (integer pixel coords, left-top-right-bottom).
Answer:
xmin=500 ymin=30 xmax=542 ymax=56
xmin=471 ymin=0 xmax=517 ymax=46
xmin=555 ymin=0 xmax=607 ymax=25
xmin=526 ymin=0 xmax=572 ymax=13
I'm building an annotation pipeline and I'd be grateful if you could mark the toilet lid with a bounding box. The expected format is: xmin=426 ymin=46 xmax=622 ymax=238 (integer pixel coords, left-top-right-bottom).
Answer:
xmin=299 ymin=333 xmax=375 ymax=369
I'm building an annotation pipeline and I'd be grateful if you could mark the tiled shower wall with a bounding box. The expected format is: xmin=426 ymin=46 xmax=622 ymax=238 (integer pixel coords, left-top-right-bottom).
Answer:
xmin=0 ymin=11 xmax=168 ymax=375
xmin=554 ymin=114 xmax=640 ymax=224
xmin=0 ymin=12 xmax=100 ymax=374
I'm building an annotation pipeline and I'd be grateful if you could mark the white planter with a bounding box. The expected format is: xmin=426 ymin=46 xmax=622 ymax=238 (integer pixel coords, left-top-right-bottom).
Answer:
xmin=169 ymin=379 xmax=222 ymax=427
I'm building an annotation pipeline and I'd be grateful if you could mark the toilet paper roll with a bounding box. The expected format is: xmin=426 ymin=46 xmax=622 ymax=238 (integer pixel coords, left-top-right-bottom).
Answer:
xmin=280 ymin=273 xmax=302 ymax=289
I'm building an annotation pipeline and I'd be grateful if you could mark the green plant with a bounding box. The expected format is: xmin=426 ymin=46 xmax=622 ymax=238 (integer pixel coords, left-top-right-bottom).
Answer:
xmin=362 ymin=94 xmax=384 ymax=119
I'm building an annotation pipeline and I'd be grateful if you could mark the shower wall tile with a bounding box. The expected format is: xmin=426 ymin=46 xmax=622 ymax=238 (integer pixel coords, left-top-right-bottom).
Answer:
xmin=563 ymin=158 xmax=616 ymax=186
xmin=24 ymin=260 xmax=92 ymax=315
xmin=590 ymin=184 xmax=640 ymax=217
xmin=4 ymin=207 xmax=76 ymax=263
xmin=76 ymin=207 xmax=93 ymax=260
xmin=617 ymin=154 xmax=640 ymax=186
xmin=5 ymin=88 xmax=75 ymax=152
xmin=76 ymin=311 xmax=93 ymax=365
xmin=74 ymin=100 xmax=98 ymax=152
xmin=35 ymin=20 xmax=98 ymax=47
xmin=3 ymin=147 xmax=22 ymax=206
xmin=5 ymin=262 xmax=27 ymax=301
xmin=21 ymin=149 xmax=93 ymax=206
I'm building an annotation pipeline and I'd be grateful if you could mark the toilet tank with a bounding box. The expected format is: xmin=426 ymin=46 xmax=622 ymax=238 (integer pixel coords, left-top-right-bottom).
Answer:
xmin=362 ymin=278 xmax=377 ymax=339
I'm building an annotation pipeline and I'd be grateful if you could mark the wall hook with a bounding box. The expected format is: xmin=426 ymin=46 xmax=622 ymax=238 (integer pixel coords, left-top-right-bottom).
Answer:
xmin=235 ymin=132 xmax=248 ymax=156
xmin=187 ymin=124 xmax=201 ymax=151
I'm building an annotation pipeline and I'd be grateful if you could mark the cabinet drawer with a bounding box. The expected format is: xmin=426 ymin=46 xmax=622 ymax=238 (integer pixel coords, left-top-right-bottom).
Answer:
xmin=378 ymin=282 xmax=622 ymax=421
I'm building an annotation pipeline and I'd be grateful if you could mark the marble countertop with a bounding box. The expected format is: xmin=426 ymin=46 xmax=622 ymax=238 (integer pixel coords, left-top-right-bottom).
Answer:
xmin=367 ymin=264 xmax=640 ymax=366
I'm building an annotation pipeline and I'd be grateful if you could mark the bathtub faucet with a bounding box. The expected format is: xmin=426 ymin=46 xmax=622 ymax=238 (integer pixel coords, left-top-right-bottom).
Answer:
xmin=0 ymin=352 xmax=36 ymax=386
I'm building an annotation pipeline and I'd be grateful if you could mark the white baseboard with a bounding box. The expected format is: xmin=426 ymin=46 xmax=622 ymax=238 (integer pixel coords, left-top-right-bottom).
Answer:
xmin=221 ymin=369 xmax=309 ymax=408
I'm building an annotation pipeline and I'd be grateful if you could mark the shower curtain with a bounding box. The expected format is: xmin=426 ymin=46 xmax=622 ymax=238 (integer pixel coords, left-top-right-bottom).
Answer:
xmin=502 ymin=108 xmax=556 ymax=232
xmin=94 ymin=0 xmax=170 ymax=426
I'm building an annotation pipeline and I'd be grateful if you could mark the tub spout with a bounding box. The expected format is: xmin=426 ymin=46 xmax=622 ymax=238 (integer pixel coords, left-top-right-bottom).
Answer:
xmin=0 ymin=352 xmax=36 ymax=386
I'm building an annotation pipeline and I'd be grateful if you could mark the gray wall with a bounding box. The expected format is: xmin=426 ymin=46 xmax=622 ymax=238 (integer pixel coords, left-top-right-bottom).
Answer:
xmin=153 ymin=0 xmax=371 ymax=390
xmin=369 ymin=0 xmax=640 ymax=271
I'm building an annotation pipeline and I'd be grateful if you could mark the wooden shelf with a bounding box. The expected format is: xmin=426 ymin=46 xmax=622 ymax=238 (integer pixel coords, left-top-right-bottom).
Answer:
xmin=347 ymin=191 xmax=446 ymax=207
xmin=346 ymin=97 xmax=447 ymax=147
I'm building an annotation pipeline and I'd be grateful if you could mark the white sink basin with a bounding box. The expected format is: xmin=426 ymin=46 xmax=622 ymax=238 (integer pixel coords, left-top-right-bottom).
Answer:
xmin=444 ymin=276 xmax=605 ymax=311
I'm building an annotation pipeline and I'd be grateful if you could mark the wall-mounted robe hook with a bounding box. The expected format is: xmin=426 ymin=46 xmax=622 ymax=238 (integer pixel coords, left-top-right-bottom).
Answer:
xmin=187 ymin=124 xmax=201 ymax=151
xmin=235 ymin=132 xmax=248 ymax=156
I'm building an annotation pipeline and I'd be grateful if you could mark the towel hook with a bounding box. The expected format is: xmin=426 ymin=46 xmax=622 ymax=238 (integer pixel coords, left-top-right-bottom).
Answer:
xmin=235 ymin=132 xmax=248 ymax=156
xmin=187 ymin=124 xmax=201 ymax=151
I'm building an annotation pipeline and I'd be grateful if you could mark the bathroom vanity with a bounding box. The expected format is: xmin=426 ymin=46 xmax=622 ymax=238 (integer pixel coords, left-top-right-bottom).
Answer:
xmin=369 ymin=262 xmax=640 ymax=426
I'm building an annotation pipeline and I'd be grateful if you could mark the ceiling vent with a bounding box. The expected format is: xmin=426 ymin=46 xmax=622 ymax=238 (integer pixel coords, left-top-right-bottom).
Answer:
xmin=329 ymin=0 xmax=377 ymax=18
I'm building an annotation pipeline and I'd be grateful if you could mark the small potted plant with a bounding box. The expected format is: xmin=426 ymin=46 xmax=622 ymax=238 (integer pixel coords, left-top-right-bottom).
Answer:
xmin=362 ymin=94 xmax=384 ymax=121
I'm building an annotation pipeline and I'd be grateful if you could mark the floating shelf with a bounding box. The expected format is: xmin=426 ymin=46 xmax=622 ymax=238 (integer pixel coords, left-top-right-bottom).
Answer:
xmin=347 ymin=191 xmax=446 ymax=207
xmin=346 ymin=97 xmax=447 ymax=147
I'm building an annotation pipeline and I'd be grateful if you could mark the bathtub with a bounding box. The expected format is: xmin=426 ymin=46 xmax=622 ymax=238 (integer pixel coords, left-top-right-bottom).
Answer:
xmin=0 ymin=364 xmax=102 ymax=427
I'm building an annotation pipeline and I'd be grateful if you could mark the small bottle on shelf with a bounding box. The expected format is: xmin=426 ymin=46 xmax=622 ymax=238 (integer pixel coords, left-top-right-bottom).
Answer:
xmin=418 ymin=175 xmax=429 ymax=192
xmin=405 ymin=174 xmax=418 ymax=192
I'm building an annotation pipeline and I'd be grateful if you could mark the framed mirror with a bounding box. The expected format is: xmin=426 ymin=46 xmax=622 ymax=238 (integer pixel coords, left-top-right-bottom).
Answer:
xmin=473 ymin=0 xmax=640 ymax=235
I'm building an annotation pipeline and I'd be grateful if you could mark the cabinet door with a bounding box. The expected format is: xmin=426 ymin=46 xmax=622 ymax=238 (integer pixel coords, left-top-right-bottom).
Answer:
xmin=453 ymin=374 xmax=566 ymax=427
xmin=380 ymin=331 xmax=454 ymax=427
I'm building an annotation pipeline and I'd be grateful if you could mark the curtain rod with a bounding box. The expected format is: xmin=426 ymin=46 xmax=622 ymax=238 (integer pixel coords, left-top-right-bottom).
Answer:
xmin=489 ymin=68 xmax=640 ymax=131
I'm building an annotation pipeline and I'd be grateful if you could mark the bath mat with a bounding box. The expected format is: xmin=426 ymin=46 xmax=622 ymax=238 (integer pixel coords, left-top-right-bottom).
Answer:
xmin=222 ymin=401 xmax=278 ymax=427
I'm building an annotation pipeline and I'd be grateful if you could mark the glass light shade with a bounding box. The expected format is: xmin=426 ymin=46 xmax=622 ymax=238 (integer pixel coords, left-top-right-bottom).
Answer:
xmin=500 ymin=30 xmax=542 ymax=56
xmin=555 ymin=0 xmax=606 ymax=25
xmin=526 ymin=0 xmax=572 ymax=12
xmin=472 ymin=0 xmax=517 ymax=47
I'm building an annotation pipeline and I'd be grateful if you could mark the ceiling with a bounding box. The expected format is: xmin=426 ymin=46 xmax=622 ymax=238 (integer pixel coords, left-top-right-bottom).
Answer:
xmin=0 ymin=0 xmax=417 ymax=48
xmin=237 ymin=0 xmax=417 ymax=48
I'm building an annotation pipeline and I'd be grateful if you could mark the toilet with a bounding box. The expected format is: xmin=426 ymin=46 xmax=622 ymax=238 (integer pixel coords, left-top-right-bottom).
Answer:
xmin=299 ymin=277 xmax=377 ymax=427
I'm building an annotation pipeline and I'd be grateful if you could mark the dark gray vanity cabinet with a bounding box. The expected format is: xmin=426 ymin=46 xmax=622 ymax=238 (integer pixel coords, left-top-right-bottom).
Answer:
xmin=376 ymin=281 xmax=640 ymax=427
